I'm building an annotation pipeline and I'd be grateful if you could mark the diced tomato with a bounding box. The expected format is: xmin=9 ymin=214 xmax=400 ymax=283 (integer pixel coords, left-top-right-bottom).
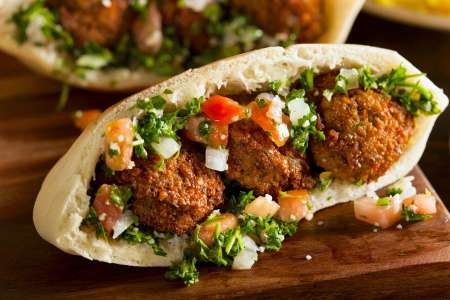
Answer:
xmin=184 ymin=116 xmax=228 ymax=148
xmin=73 ymin=109 xmax=102 ymax=130
xmin=277 ymin=189 xmax=309 ymax=222
xmin=105 ymin=118 xmax=134 ymax=171
xmin=354 ymin=197 xmax=402 ymax=229
xmin=244 ymin=195 xmax=280 ymax=217
xmin=199 ymin=213 xmax=238 ymax=247
xmin=248 ymin=101 xmax=290 ymax=147
xmin=201 ymin=95 xmax=245 ymax=125
xmin=403 ymin=193 xmax=436 ymax=215
xmin=93 ymin=184 xmax=123 ymax=236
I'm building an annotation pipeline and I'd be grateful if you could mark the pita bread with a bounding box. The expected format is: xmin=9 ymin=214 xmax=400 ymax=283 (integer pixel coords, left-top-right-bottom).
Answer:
xmin=0 ymin=0 xmax=365 ymax=91
xmin=33 ymin=44 xmax=448 ymax=266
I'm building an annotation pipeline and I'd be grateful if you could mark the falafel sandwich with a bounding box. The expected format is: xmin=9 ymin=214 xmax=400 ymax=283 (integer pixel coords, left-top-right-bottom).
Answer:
xmin=33 ymin=44 xmax=448 ymax=285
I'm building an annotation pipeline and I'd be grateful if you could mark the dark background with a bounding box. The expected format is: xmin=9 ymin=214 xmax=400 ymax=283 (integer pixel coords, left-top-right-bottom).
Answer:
xmin=348 ymin=13 xmax=450 ymax=206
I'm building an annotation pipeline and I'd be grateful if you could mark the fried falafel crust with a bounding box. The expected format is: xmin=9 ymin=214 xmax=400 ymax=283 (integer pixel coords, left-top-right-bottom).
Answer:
xmin=227 ymin=120 xmax=316 ymax=196
xmin=230 ymin=0 xmax=323 ymax=42
xmin=310 ymin=72 xmax=415 ymax=182
xmin=103 ymin=142 xmax=224 ymax=235
xmin=49 ymin=0 xmax=130 ymax=48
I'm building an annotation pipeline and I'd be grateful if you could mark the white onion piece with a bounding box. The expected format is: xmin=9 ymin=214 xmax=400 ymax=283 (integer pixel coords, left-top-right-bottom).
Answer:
xmin=386 ymin=176 xmax=417 ymax=201
xmin=266 ymin=95 xmax=284 ymax=123
xmin=112 ymin=210 xmax=135 ymax=239
xmin=27 ymin=15 xmax=47 ymax=44
xmin=232 ymin=236 xmax=258 ymax=270
xmin=151 ymin=137 xmax=180 ymax=159
xmin=256 ymin=93 xmax=283 ymax=123
xmin=277 ymin=123 xmax=290 ymax=140
xmin=340 ymin=68 xmax=360 ymax=90
xmin=287 ymin=98 xmax=310 ymax=126
xmin=183 ymin=0 xmax=215 ymax=11
xmin=76 ymin=54 xmax=111 ymax=69
xmin=244 ymin=194 xmax=280 ymax=217
xmin=205 ymin=147 xmax=229 ymax=171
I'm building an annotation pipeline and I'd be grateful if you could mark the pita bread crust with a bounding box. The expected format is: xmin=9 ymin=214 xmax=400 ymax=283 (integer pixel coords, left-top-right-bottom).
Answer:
xmin=0 ymin=0 xmax=365 ymax=91
xmin=33 ymin=44 xmax=448 ymax=266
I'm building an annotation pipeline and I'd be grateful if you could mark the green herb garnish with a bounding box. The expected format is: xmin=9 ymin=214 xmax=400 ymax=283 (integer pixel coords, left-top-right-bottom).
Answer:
xmin=198 ymin=120 xmax=212 ymax=136
xmin=354 ymin=179 xmax=365 ymax=187
xmin=270 ymin=80 xmax=283 ymax=93
xmin=121 ymin=225 xmax=167 ymax=256
xmin=288 ymin=92 xmax=325 ymax=154
xmin=299 ymin=68 xmax=314 ymax=91
xmin=165 ymin=256 xmax=199 ymax=286
xmin=228 ymin=191 xmax=255 ymax=214
xmin=402 ymin=206 xmax=433 ymax=222
xmin=376 ymin=197 xmax=391 ymax=206
xmin=385 ymin=187 xmax=403 ymax=196
xmin=84 ymin=207 xmax=108 ymax=239
xmin=240 ymin=215 xmax=298 ymax=251
xmin=109 ymin=185 xmax=133 ymax=208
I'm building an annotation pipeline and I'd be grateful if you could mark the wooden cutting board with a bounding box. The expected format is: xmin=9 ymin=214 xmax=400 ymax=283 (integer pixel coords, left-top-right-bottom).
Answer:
xmin=0 ymin=53 xmax=449 ymax=299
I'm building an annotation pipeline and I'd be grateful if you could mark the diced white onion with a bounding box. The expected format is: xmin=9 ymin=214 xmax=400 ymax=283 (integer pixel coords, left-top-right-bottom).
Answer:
xmin=232 ymin=236 xmax=258 ymax=270
xmin=386 ymin=176 xmax=417 ymax=201
xmin=151 ymin=137 xmax=180 ymax=159
xmin=323 ymin=89 xmax=334 ymax=101
xmin=340 ymin=68 xmax=360 ymax=90
xmin=182 ymin=0 xmax=215 ymax=12
xmin=288 ymin=98 xmax=310 ymax=126
xmin=112 ymin=210 xmax=135 ymax=239
xmin=244 ymin=194 xmax=280 ymax=217
xmin=265 ymin=95 xmax=284 ymax=123
xmin=205 ymin=147 xmax=229 ymax=171
xmin=76 ymin=54 xmax=110 ymax=69
xmin=277 ymin=123 xmax=290 ymax=140
xmin=27 ymin=15 xmax=47 ymax=44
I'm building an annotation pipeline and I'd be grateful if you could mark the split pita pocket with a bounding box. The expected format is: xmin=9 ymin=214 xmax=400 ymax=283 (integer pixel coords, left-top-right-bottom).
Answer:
xmin=33 ymin=44 xmax=447 ymax=285
xmin=0 ymin=0 xmax=365 ymax=91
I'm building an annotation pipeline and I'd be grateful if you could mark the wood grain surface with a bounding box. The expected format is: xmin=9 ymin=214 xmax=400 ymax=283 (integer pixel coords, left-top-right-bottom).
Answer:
xmin=1 ymin=12 xmax=450 ymax=300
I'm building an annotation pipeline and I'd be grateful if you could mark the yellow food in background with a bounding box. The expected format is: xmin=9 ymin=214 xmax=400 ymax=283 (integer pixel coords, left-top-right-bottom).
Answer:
xmin=375 ymin=0 xmax=450 ymax=16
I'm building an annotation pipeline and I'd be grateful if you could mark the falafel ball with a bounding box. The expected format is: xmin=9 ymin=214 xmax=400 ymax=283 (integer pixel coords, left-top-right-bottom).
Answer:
xmin=159 ymin=0 xmax=210 ymax=53
xmin=310 ymin=72 xmax=415 ymax=183
xmin=230 ymin=0 xmax=323 ymax=42
xmin=105 ymin=141 xmax=224 ymax=235
xmin=49 ymin=0 xmax=130 ymax=48
xmin=226 ymin=120 xmax=316 ymax=196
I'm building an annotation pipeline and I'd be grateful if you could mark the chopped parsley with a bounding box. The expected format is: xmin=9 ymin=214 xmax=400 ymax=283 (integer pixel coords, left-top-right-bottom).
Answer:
xmin=129 ymin=0 xmax=149 ymax=15
xmin=290 ymin=106 xmax=325 ymax=153
xmin=84 ymin=207 xmax=108 ymax=240
xmin=121 ymin=224 xmax=167 ymax=256
xmin=385 ymin=187 xmax=403 ymax=197
xmin=165 ymin=256 xmax=199 ymax=286
xmin=270 ymin=80 xmax=283 ymax=93
xmin=240 ymin=215 xmax=298 ymax=251
xmin=376 ymin=197 xmax=391 ymax=207
xmin=108 ymin=144 xmax=120 ymax=157
xmin=402 ymin=206 xmax=433 ymax=222
xmin=198 ymin=120 xmax=212 ymax=136
xmin=358 ymin=66 xmax=440 ymax=116
xmin=109 ymin=185 xmax=133 ymax=208
xmin=299 ymin=68 xmax=314 ymax=91
xmin=166 ymin=223 xmax=244 ymax=285
xmin=319 ymin=172 xmax=333 ymax=192
xmin=135 ymin=96 xmax=204 ymax=156
xmin=354 ymin=179 xmax=365 ymax=187
xmin=228 ymin=191 xmax=255 ymax=214
xmin=255 ymin=97 xmax=268 ymax=108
